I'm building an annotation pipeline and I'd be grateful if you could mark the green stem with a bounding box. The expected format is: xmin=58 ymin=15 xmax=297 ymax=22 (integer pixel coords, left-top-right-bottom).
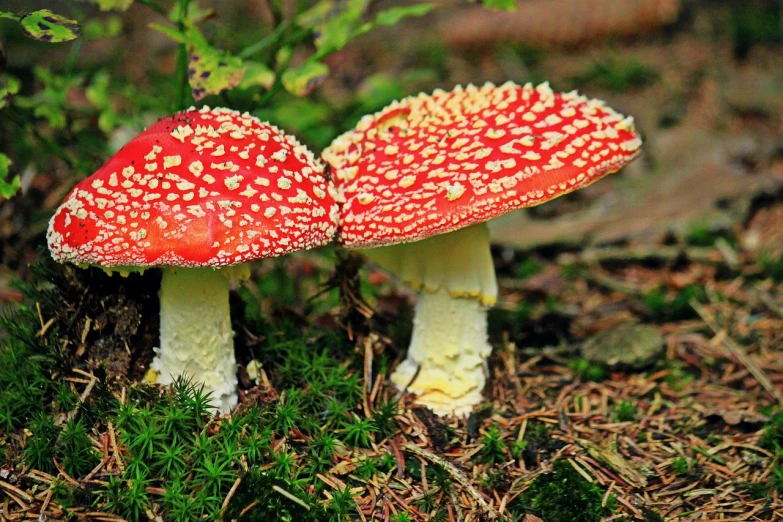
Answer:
xmin=174 ymin=0 xmax=191 ymax=111
xmin=136 ymin=0 xmax=168 ymax=16
xmin=254 ymin=59 xmax=289 ymax=109
xmin=238 ymin=22 xmax=289 ymax=59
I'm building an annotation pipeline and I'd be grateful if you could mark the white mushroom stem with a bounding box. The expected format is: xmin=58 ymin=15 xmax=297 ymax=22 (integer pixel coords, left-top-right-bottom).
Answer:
xmin=363 ymin=223 xmax=497 ymax=416
xmin=151 ymin=266 xmax=246 ymax=413
xmin=390 ymin=288 xmax=492 ymax=416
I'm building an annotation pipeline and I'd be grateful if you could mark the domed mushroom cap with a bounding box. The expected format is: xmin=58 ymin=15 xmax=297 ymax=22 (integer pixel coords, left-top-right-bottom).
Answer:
xmin=323 ymin=81 xmax=642 ymax=248
xmin=48 ymin=107 xmax=339 ymax=267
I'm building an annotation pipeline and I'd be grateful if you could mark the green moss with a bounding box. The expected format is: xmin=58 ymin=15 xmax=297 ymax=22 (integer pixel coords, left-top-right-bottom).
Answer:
xmin=738 ymin=481 xmax=768 ymax=500
xmin=645 ymin=510 xmax=665 ymax=522
xmin=569 ymin=358 xmax=607 ymax=382
xmin=684 ymin=223 xmax=735 ymax=247
xmin=0 ymin=258 xmax=374 ymax=520
xmin=518 ymin=423 xmax=565 ymax=468
xmin=730 ymin=1 xmax=782 ymax=60
xmin=671 ymin=456 xmax=690 ymax=475
xmin=340 ymin=414 xmax=379 ymax=448
xmin=56 ymin=418 xmax=99 ymax=478
xmin=759 ymin=411 xmax=783 ymax=494
xmin=371 ymin=398 xmax=400 ymax=439
xmin=760 ymin=411 xmax=783 ymax=453
xmin=508 ymin=460 xmax=615 ymax=522
xmin=0 ymin=311 xmax=60 ymax=431
xmin=572 ymin=58 xmax=658 ymax=92
xmin=23 ymin=412 xmax=60 ymax=472
xmin=477 ymin=426 xmax=508 ymax=465
xmin=644 ymin=284 xmax=706 ymax=322
xmin=760 ymin=253 xmax=783 ymax=283
xmin=515 ymin=258 xmax=543 ymax=280
xmin=613 ymin=400 xmax=637 ymax=423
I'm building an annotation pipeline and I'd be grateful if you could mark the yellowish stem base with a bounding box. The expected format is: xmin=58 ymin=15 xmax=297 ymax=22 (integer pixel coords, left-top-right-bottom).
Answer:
xmin=390 ymin=288 xmax=491 ymax=416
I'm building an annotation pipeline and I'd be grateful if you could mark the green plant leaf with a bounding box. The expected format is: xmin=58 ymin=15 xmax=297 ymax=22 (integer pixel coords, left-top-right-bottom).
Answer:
xmin=0 ymin=75 xmax=21 ymax=110
xmin=300 ymin=1 xmax=434 ymax=61
xmin=372 ymin=3 xmax=437 ymax=26
xmin=85 ymin=72 xmax=111 ymax=108
xmin=149 ymin=23 xmax=187 ymax=43
xmin=19 ymin=10 xmax=79 ymax=43
xmin=238 ymin=61 xmax=275 ymax=90
xmin=482 ymin=0 xmax=517 ymax=11
xmin=88 ymin=0 xmax=134 ymax=11
xmin=167 ymin=3 xmax=215 ymax=24
xmin=85 ymin=72 xmax=124 ymax=133
xmin=313 ymin=0 xmax=369 ymax=54
xmin=13 ymin=67 xmax=74 ymax=128
xmin=281 ymin=61 xmax=329 ymax=96
xmin=0 ymin=154 xmax=21 ymax=199
xmin=297 ymin=1 xmax=336 ymax=29
xmin=83 ymin=16 xmax=122 ymax=40
xmin=152 ymin=23 xmax=245 ymax=101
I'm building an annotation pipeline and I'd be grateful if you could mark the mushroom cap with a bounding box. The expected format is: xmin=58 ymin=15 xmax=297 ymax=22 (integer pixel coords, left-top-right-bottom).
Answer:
xmin=323 ymin=81 xmax=642 ymax=248
xmin=48 ymin=107 xmax=339 ymax=267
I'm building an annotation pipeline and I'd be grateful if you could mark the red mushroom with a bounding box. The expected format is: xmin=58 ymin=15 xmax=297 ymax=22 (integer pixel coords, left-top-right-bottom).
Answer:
xmin=324 ymin=82 xmax=642 ymax=415
xmin=48 ymin=107 xmax=338 ymax=411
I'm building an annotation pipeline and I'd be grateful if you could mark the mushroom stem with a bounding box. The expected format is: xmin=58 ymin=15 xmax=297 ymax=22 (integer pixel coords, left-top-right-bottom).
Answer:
xmin=363 ymin=223 xmax=497 ymax=306
xmin=390 ymin=288 xmax=492 ymax=416
xmin=151 ymin=266 xmax=238 ymax=412
xmin=364 ymin=223 xmax=497 ymax=415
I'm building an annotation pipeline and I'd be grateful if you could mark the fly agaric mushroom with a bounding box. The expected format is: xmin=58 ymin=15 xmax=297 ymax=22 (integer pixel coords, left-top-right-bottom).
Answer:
xmin=323 ymin=82 xmax=642 ymax=415
xmin=48 ymin=107 xmax=338 ymax=411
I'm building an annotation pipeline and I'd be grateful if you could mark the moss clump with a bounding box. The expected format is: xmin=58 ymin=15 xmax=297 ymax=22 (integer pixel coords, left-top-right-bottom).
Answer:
xmin=57 ymin=417 xmax=101 ymax=478
xmin=643 ymin=284 xmax=706 ymax=322
xmin=613 ymin=400 xmax=637 ymax=423
xmin=758 ymin=411 xmax=783 ymax=453
xmin=22 ymin=412 xmax=60 ymax=473
xmin=477 ymin=426 xmax=509 ymax=465
xmin=759 ymin=411 xmax=783 ymax=494
xmin=0 ymin=309 xmax=62 ymax=433
xmin=572 ymin=58 xmax=658 ymax=92
xmin=730 ymin=1 xmax=783 ymax=60
xmin=760 ymin=253 xmax=783 ymax=283
xmin=569 ymin=358 xmax=607 ymax=382
xmin=518 ymin=423 xmax=566 ymax=469
xmin=223 ymin=468 xmax=325 ymax=521
xmin=508 ymin=460 xmax=616 ymax=522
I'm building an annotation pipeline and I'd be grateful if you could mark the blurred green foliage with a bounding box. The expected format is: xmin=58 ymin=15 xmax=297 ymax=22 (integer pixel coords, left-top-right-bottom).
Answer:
xmin=0 ymin=0 xmax=439 ymax=202
xmin=572 ymin=57 xmax=658 ymax=93
xmin=760 ymin=252 xmax=783 ymax=282
xmin=0 ymin=153 xmax=20 ymax=198
xmin=569 ymin=358 xmax=607 ymax=382
xmin=730 ymin=1 xmax=783 ymax=60
xmin=643 ymin=284 xmax=706 ymax=322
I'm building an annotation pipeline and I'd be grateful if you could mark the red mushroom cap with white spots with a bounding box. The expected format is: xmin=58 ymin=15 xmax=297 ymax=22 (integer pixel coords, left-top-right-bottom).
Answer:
xmin=48 ymin=107 xmax=338 ymax=267
xmin=323 ymin=81 xmax=642 ymax=248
